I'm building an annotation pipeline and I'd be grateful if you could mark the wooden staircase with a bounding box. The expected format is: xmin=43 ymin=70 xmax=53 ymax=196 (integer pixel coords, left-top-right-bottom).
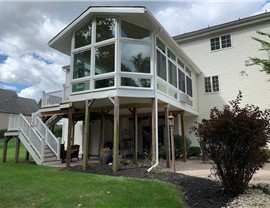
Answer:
xmin=4 ymin=114 xmax=61 ymax=165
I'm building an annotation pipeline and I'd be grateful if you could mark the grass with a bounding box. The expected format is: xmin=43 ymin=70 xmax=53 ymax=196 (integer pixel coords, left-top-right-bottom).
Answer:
xmin=0 ymin=139 xmax=185 ymax=208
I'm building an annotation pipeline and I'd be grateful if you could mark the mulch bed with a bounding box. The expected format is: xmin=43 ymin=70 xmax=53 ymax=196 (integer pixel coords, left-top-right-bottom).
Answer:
xmin=61 ymin=164 xmax=233 ymax=208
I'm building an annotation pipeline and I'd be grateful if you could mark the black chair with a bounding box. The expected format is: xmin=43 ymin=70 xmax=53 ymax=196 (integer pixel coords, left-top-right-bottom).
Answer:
xmin=60 ymin=144 xmax=66 ymax=163
xmin=60 ymin=144 xmax=80 ymax=162
xmin=71 ymin=145 xmax=80 ymax=161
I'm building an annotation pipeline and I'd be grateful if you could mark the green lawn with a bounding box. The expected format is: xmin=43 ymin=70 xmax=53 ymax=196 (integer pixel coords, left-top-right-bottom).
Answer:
xmin=0 ymin=139 xmax=185 ymax=208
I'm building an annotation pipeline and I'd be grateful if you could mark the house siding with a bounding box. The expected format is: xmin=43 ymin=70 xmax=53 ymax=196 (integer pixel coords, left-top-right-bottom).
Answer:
xmin=177 ymin=20 xmax=270 ymax=146
xmin=0 ymin=113 xmax=10 ymax=130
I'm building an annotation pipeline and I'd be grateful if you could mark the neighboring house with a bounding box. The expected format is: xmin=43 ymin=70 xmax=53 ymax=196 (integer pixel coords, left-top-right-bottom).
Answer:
xmin=174 ymin=11 xmax=270 ymax=146
xmin=0 ymin=88 xmax=39 ymax=129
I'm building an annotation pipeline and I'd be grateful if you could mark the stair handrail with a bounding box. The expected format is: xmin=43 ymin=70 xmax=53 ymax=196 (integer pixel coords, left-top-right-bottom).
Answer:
xmin=33 ymin=116 xmax=60 ymax=160
xmin=8 ymin=114 xmax=45 ymax=163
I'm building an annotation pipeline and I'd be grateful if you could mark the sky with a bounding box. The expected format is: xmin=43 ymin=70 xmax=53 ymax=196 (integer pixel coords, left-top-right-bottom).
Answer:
xmin=0 ymin=0 xmax=270 ymax=101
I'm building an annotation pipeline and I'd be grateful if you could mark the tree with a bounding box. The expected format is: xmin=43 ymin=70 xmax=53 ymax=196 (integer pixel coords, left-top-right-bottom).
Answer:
xmin=191 ymin=91 xmax=270 ymax=195
xmin=249 ymin=31 xmax=270 ymax=76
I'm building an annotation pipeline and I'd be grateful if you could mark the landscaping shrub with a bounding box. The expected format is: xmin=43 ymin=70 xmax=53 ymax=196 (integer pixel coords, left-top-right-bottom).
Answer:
xmin=263 ymin=148 xmax=270 ymax=161
xmin=158 ymin=136 xmax=192 ymax=159
xmin=174 ymin=135 xmax=191 ymax=159
xmin=191 ymin=91 xmax=270 ymax=195
xmin=187 ymin=146 xmax=201 ymax=157
xmin=158 ymin=143 xmax=167 ymax=159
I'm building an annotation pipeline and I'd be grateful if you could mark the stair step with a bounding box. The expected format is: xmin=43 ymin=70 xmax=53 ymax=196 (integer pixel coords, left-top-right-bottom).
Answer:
xmin=42 ymin=160 xmax=62 ymax=166
xmin=44 ymin=156 xmax=57 ymax=162
xmin=44 ymin=152 xmax=55 ymax=158
xmin=44 ymin=149 xmax=52 ymax=154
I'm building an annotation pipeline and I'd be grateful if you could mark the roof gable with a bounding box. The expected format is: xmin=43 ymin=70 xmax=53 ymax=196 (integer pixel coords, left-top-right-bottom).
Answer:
xmin=48 ymin=6 xmax=159 ymax=56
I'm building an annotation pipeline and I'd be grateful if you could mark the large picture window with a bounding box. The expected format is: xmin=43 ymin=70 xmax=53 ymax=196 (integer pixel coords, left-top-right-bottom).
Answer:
xmin=121 ymin=20 xmax=150 ymax=40
xmin=74 ymin=23 xmax=92 ymax=49
xmin=95 ymin=44 xmax=115 ymax=75
xmin=96 ymin=17 xmax=115 ymax=43
xmin=178 ymin=69 xmax=185 ymax=93
xmin=168 ymin=61 xmax=177 ymax=88
xmin=73 ymin=50 xmax=91 ymax=79
xmin=186 ymin=76 xmax=192 ymax=97
xmin=156 ymin=38 xmax=165 ymax=53
xmin=157 ymin=49 xmax=166 ymax=80
xmin=121 ymin=43 xmax=150 ymax=73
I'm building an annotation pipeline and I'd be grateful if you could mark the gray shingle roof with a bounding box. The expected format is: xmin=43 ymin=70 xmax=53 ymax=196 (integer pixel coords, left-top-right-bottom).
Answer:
xmin=0 ymin=88 xmax=39 ymax=115
xmin=174 ymin=11 xmax=270 ymax=41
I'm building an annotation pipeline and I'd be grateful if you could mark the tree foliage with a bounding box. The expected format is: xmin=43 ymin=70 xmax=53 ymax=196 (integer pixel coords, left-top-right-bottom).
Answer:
xmin=249 ymin=31 xmax=270 ymax=76
xmin=191 ymin=91 xmax=270 ymax=195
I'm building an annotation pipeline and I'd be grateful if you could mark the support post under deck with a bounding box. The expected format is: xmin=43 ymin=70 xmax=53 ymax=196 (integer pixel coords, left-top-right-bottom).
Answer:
xmin=2 ymin=136 xmax=11 ymax=163
xmin=113 ymin=96 xmax=119 ymax=172
xmin=15 ymin=136 xmax=20 ymax=163
xmin=83 ymin=100 xmax=91 ymax=171
xmin=164 ymin=107 xmax=171 ymax=168
xmin=151 ymin=99 xmax=156 ymax=164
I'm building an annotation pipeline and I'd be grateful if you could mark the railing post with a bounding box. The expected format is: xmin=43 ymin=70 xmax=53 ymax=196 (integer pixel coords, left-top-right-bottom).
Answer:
xmin=63 ymin=84 xmax=66 ymax=101
xmin=42 ymin=91 xmax=46 ymax=107
xmin=57 ymin=137 xmax=61 ymax=160
xmin=45 ymin=128 xmax=48 ymax=143
xmin=41 ymin=139 xmax=45 ymax=163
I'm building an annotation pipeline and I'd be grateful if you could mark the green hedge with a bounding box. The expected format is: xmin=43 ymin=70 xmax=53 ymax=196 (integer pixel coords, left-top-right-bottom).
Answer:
xmin=187 ymin=146 xmax=201 ymax=157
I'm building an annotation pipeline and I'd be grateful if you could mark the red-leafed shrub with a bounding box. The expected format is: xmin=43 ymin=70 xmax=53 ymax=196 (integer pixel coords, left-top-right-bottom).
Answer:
xmin=191 ymin=91 xmax=270 ymax=195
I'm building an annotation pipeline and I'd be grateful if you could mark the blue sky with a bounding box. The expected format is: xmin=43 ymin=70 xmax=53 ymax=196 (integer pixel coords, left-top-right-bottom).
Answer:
xmin=0 ymin=0 xmax=269 ymax=100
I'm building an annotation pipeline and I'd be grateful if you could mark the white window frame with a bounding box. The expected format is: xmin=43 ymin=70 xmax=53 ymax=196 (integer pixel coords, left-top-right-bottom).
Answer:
xmin=204 ymin=75 xmax=220 ymax=93
xmin=210 ymin=34 xmax=231 ymax=51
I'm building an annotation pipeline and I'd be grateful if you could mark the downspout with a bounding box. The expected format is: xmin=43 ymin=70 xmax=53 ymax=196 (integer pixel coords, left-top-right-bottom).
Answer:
xmin=147 ymin=27 xmax=162 ymax=172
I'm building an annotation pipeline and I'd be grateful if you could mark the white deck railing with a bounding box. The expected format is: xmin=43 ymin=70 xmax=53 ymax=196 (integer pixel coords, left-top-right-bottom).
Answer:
xmin=8 ymin=114 xmax=45 ymax=163
xmin=33 ymin=116 xmax=60 ymax=160
xmin=42 ymin=90 xmax=63 ymax=107
xmin=41 ymin=85 xmax=69 ymax=107
xmin=8 ymin=114 xmax=60 ymax=163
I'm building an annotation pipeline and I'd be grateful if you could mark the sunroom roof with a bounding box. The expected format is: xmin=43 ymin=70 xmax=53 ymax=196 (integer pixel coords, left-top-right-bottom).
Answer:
xmin=48 ymin=6 xmax=160 ymax=55
xmin=48 ymin=6 xmax=202 ymax=74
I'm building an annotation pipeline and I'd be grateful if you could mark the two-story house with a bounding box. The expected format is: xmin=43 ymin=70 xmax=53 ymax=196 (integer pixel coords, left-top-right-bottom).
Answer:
xmin=4 ymin=7 xmax=270 ymax=170
xmin=174 ymin=11 xmax=270 ymax=146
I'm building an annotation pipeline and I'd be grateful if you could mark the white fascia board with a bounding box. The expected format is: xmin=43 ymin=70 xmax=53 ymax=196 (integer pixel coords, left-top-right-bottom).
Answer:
xmin=89 ymin=7 xmax=145 ymax=14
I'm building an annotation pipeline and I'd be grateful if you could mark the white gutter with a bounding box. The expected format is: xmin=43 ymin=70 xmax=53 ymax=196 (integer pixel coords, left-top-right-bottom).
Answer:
xmin=147 ymin=27 xmax=161 ymax=172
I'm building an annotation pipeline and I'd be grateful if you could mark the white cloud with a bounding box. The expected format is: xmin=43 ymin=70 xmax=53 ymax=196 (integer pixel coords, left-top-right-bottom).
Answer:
xmin=0 ymin=83 xmax=17 ymax=91
xmin=155 ymin=1 xmax=268 ymax=36
xmin=0 ymin=1 xmax=269 ymax=101
xmin=0 ymin=2 xmax=71 ymax=100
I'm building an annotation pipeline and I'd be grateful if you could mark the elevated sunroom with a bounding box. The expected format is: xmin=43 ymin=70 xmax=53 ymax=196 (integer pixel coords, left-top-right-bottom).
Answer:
xmin=48 ymin=6 xmax=201 ymax=116
xmin=44 ymin=6 xmax=201 ymax=171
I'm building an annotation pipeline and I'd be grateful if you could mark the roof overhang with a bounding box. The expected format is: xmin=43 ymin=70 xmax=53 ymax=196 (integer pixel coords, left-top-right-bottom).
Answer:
xmin=48 ymin=6 xmax=160 ymax=56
